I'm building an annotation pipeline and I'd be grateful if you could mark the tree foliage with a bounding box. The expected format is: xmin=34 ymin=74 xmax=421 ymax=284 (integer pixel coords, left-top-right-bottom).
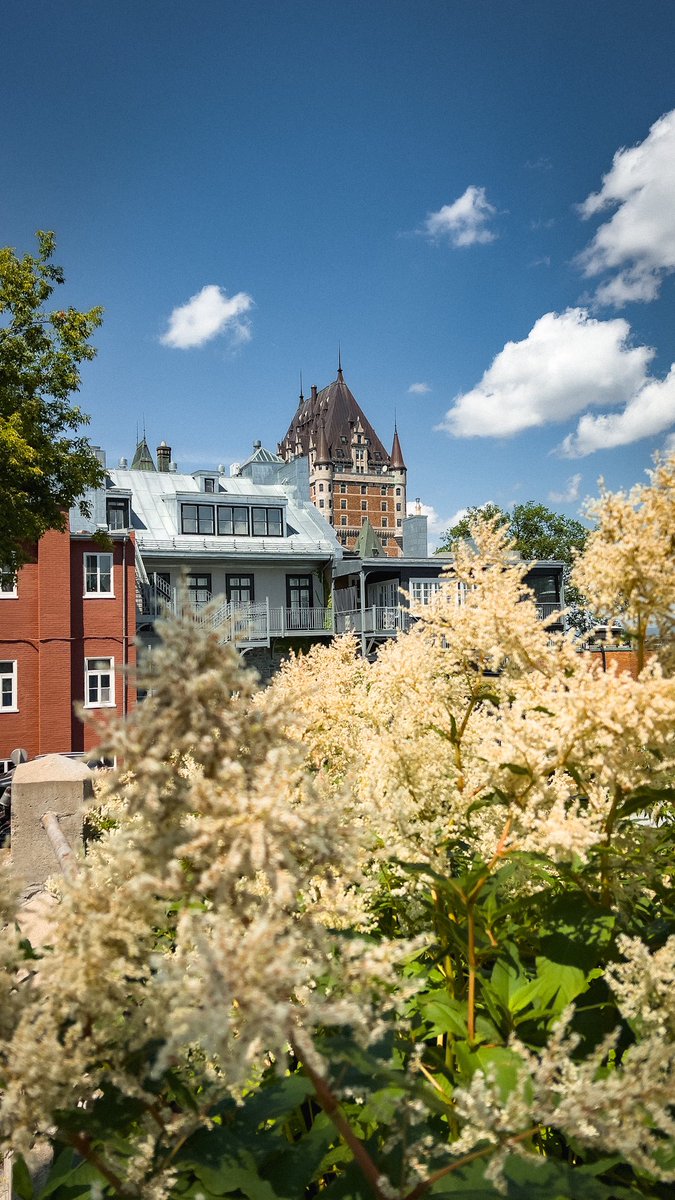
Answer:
xmin=1 ymin=462 xmax=674 ymax=1199
xmin=0 ymin=230 xmax=103 ymax=573
xmin=438 ymin=500 xmax=589 ymax=566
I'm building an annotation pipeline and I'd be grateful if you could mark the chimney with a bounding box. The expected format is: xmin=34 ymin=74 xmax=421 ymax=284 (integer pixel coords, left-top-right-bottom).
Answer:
xmin=402 ymin=513 xmax=428 ymax=558
xmin=156 ymin=441 xmax=171 ymax=472
xmin=311 ymin=385 xmax=318 ymax=402
xmin=92 ymin=446 xmax=106 ymax=468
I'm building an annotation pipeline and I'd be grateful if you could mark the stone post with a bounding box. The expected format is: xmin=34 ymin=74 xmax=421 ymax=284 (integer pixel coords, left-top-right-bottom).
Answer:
xmin=10 ymin=755 xmax=92 ymax=894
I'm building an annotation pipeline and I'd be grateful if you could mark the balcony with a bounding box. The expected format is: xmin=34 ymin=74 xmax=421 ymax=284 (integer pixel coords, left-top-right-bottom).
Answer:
xmin=334 ymin=606 xmax=415 ymax=636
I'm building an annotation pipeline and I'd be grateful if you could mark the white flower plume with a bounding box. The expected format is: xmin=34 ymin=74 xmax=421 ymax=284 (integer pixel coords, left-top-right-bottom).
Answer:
xmin=576 ymin=109 xmax=675 ymax=306
xmin=423 ymin=186 xmax=497 ymax=247
xmin=408 ymin=382 xmax=431 ymax=394
xmin=161 ymin=284 xmax=254 ymax=349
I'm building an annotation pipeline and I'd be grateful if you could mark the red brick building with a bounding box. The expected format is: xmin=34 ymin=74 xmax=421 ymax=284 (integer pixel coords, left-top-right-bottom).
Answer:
xmin=0 ymin=528 xmax=136 ymax=765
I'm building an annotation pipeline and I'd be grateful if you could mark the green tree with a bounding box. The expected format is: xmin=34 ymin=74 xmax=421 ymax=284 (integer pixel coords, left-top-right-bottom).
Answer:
xmin=438 ymin=500 xmax=589 ymax=564
xmin=0 ymin=230 xmax=104 ymax=573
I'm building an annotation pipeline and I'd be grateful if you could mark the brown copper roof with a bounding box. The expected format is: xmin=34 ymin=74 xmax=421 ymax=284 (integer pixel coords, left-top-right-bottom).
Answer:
xmin=279 ymin=369 xmax=393 ymax=467
xmin=390 ymin=425 xmax=406 ymax=470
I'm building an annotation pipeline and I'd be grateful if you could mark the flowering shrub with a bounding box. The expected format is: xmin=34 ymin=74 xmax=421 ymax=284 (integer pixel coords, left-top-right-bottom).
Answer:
xmin=1 ymin=461 xmax=674 ymax=1199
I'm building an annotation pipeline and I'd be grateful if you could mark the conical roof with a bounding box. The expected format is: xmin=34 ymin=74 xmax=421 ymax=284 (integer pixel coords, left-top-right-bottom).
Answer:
xmin=355 ymin=517 xmax=383 ymax=558
xmin=130 ymin=436 xmax=156 ymax=472
xmin=390 ymin=425 xmax=406 ymax=470
xmin=279 ymin=372 xmax=391 ymax=469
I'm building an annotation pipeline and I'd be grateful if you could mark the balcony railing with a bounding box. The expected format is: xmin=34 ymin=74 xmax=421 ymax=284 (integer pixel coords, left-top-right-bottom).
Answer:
xmin=269 ymin=607 xmax=334 ymax=636
xmin=334 ymin=607 xmax=415 ymax=635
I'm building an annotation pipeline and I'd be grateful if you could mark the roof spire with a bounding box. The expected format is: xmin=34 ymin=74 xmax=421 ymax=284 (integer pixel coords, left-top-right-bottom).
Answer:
xmin=390 ymin=420 xmax=406 ymax=471
xmin=337 ymin=344 xmax=343 ymax=379
xmin=299 ymin=370 xmax=304 ymax=402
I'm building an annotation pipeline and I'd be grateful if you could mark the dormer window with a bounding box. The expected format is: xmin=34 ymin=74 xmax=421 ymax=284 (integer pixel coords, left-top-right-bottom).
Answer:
xmin=106 ymin=498 xmax=130 ymax=530
xmin=204 ymin=477 xmax=216 ymax=493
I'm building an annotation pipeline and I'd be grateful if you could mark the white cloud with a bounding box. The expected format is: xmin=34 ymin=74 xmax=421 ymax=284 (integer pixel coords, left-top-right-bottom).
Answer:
xmin=559 ymin=365 xmax=675 ymax=457
xmin=160 ymin=284 xmax=253 ymax=349
xmin=576 ymin=109 xmax=675 ymax=305
xmin=548 ymin=473 xmax=582 ymax=503
xmin=423 ymin=186 xmax=497 ymax=247
xmin=439 ymin=308 xmax=652 ymax=439
xmin=663 ymin=431 xmax=675 ymax=456
xmin=408 ymin=382 xmax=431 ymax=394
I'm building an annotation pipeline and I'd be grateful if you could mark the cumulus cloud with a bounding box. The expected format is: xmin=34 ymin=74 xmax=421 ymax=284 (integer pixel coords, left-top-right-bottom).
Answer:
xmin=576 ymin=109 xmax=675 ymax=305
xmin=548 ymin=474 xmax=582 ymax=503
xmin=161 ymin=284 xmax=253 ymax=349
xmin=423 ymin=186 xmax=497 ymax=247
xmin=439 ymin=308 xmax=652 ymax=439
xmin=408 ymin=382 xmax=431 ymax=394
xmin=559 ymin=366 xmax=675 ymax=457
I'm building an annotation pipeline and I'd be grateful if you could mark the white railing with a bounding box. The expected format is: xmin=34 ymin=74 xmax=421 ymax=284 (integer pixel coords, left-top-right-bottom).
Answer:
xmin=269 ymin=607 xmax=334 ymax=636
xmin=335 ymin=607 xmax=414 ymax=635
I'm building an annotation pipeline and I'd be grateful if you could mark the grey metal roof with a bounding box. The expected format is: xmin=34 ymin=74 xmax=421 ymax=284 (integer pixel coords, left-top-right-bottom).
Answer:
xmin=108 ymin=468 xmax=342 ymax=559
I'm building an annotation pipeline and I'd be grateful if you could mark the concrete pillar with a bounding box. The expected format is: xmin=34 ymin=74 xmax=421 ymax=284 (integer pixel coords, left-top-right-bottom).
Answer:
xmin=10 ymin=755 xmax=91 ymax=894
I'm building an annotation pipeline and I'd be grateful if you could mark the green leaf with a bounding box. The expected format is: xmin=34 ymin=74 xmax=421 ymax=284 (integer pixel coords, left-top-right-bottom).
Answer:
xmin=418 ymin=991 xmax=468 ymax=1038
xmin=11 ymin=1155 xmax=34 ymax=1200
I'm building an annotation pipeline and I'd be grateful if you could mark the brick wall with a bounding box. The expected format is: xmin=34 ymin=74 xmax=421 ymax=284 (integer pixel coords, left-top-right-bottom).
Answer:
xmin=0 ymin=531 xmax=137 ymax=761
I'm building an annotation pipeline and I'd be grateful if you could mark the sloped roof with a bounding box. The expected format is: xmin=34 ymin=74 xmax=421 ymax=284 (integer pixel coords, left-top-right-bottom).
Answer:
xmin=130 ymin=436 xmax=156 ymax=471
xmin=108 ymin=468 xmax=341 ymax=559
xmin=279 ymin=370 xmax=391 ymax=467
xmin=239 ymin=442 xmax=283 ymax=470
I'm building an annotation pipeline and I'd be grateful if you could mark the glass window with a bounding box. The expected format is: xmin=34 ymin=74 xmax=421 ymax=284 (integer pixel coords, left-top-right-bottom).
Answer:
xmin=226 ymin=574 xmax=254 ymax=603
xmin=106 ymin=498 xmax=129 ymax=530
xmin=217 ymin=506 xmax=250 ymax=535
xmin=319 ymin=499 xmax=324 ymax=508
xmin=251 ymin=507 xmax=283 ymax=537
xmin=0 ymin=661 xmax=17 ymax=710
xmin=84 ymin=553 xmax=113 ymax=595
xmin=361 ymin=484 xmax=367 ymax=494
xmin=318 ymin=482 xmax=324 ymax=492
xmin=287 ymin=575 xmax=312 ymax=609
xmin=204 ymin=477 xmax=215 ymax=493
xmin=396 ymin=503 xmax=402 ymax=512
xmin=181 ymin=504 xmax=215 ymax=535
xmin=340 ymin=484 xmax=347 ymax=493
xmin=395 ymin=487 xmax=401 ymax=496
xmin=84 ymin=657 xmax=114 ymax=707
xmin=361 ymin=501 xmax=367 ymax=511
xmin=187 ymin=573 xmax=211 ymax=608
xmin=341 ymin=500 xmax=347 ymax=510
xmin=410 ymin=579 xmax=442 ymax=606
xmin=381 ymin=501 xmax=387 ymax=511
xmin=382 ymin=517 xmax=388 ymax=527
xmin=381 ymin=486 xmax=387 ymax=495
xmin=341 ymin=517 xmax=347 ymax=526
xmin=0 ymin=568 xmax=17 ymax=598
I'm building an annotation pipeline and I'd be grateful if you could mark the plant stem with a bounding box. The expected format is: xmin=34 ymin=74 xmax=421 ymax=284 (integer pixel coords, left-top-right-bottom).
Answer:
xmin=403 ymin=1125 xmax=540 ymax=1200
xmin=466 ymin=904 xmax=477 ymax=1043
xmin=292 ymin=1038 xmax=386 ymax=1200
xmin=68 ymin=1132 xmax=132 ymax=1197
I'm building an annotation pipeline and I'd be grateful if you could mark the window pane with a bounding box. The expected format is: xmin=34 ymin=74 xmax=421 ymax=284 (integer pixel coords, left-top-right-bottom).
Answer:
xmin=197 ymin=506 xmax=215 ymax=534
xmin=267 ymin=509 xmax=282 ymax=536
xmin=182 ymin=505 xmax=198 ymax=533
xmin=217 ymin=507 xmax=234 ymax=535
xmin=252 ymin=508 xmax=266 ymax=536
xmin=233 ymin=507 xmax=249 ymax=534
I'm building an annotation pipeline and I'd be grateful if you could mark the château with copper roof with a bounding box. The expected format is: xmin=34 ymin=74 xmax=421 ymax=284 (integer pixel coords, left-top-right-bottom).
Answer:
xmin=278 ymin=361 xmax=407 ymax=556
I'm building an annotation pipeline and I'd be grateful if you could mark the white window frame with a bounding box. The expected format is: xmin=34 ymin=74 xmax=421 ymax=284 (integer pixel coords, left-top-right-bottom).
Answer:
xmin=84 ymin=552 xmax=114 ymax=597
xmin=410 ymin=579 xmax=442 ymax=606
xmin=84 ymin=657 xmax=115 ymax=708
xmin=0 ymin=661 xmax=18 ymax=712
xmin=0 ymin=568 xmax=17 ymax=598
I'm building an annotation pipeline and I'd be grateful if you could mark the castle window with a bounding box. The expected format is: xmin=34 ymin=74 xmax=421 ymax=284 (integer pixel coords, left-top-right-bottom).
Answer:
xmin=361 ymin=501 xmax=367 ymax=511
xmin=341 ymin=500 xmax=347 ymax=510
xmin=0 ymin=568 xmax=17 ymax=598
xmin=381 ymin=502 xmax=387 ymax=511
xmin=341 ymin=516 xmax=347 ymax=526
xmin=396 ymin=503 xmax=402 ymax=512
xmin=381 ymin=486 xmax=387 ymax=495
xmin=382 ymin=518 xmax=388 ymax=527
xmin=318 ymin=482 xmax=324 ymax=492
xmin=361 ymin=485 xmax=367 ymax=495
xmin=340 ymin=484 xmax=346 ymax=493
xmin=395 ymin=487 xmax=401 ymax=496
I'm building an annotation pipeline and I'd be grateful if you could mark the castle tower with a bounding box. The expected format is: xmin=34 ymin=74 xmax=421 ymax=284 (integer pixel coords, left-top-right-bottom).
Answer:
xmin=278 ymin=363 xmax=407 ymax=556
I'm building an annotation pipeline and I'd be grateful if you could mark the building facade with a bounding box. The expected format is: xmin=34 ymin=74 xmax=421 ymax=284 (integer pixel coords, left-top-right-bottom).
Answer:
xmin=0 ymin=527 xmax=136 ymax=765
xmin=278 ymin=364 xmax=407 ymax=557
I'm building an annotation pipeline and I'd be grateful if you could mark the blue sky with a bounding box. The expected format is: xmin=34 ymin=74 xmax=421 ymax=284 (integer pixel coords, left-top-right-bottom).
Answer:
xmin=4 ymin=1 xmax=675 ymax=543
